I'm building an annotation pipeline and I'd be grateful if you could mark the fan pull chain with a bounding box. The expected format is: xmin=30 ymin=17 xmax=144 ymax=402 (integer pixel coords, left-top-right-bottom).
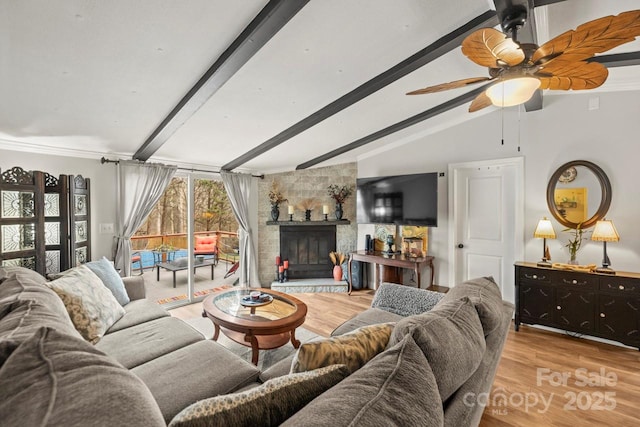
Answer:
xmin=501 ymin=89 xmax=505 ymax=146
xmin=517 ymin=104 xmax=522 ymax=152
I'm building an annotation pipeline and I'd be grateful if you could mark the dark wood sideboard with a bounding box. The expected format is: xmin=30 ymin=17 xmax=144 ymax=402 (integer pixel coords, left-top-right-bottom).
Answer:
xmin=514 ymin=262 xmax=640 ymax=348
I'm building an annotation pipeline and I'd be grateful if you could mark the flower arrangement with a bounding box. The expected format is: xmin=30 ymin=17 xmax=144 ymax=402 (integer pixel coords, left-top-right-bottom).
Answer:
xmin=268 ymin=180 xmax=287 ymax=206
xmin=329 ymin=251 xmax=346 ymax=266
xmin=154 ymin=243 xmax=175 ymax=252
xmin=327 ymin=184 xmax=353 ymax=204
xmin=296 ymin=198 xmax=320 ymax=211
xmin=564 ymin=224 xmax=590 ymax=263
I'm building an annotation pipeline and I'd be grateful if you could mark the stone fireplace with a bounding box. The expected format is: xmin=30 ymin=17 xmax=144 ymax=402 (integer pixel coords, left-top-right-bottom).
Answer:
xmin=279 ymin=225 xmax=336 ymax=279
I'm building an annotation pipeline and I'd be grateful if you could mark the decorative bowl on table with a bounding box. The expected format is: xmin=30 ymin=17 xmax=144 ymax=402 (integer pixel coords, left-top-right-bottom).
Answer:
xmin=240 ymin=293 xmax=274 ymax=307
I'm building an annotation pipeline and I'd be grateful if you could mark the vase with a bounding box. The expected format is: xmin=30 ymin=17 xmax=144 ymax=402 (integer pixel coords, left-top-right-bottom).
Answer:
xmin=305 ymin=209 xmax=311 ymax=221
xmin=271 ymin=205 xmax=280 ymax=221
xmin=568 ymin=256 xmax=579 ymax=265
xmin=333 ymin=265 xmax=343 ymax=281
xmin=335 ymin=203 xmax=343 ymax=220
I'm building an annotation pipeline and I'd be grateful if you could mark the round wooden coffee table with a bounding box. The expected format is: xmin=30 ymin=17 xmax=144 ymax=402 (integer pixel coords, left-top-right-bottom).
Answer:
xmin=202 ymin=288 xmax=307 ymax=365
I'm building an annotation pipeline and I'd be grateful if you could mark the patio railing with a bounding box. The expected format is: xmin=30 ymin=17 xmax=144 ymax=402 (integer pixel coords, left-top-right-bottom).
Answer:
xmin=131 ymin=230 xmax=239 ymax=263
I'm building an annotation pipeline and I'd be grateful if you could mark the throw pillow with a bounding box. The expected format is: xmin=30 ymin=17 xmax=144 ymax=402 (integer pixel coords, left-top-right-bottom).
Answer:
xmin=281 ymin=335 xmax=444 ymax=427
xmin=388 ymin=296 xmax=486 ymax=401
xmin=0 ymin=327 xmax=166 ymax=426
xmin=372 ymin=282 xmax=445 ymax=316
xmin=168 ymin=364 xmax=350 ymax=427
xmin=85 ymin=256 xmax=131 ymax=306
xmin=290 ymin=323 xmax=394 ymax=374
xmin=45 ymin=265 xmax=125 ymax=343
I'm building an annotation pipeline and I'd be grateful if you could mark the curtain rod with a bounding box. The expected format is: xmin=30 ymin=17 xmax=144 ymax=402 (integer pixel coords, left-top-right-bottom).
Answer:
xmin=100 ymin=157 xmax=264 ymax=179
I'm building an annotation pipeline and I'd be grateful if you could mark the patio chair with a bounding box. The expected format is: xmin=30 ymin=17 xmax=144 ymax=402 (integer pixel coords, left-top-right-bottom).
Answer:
xmin=194 ymin=235 xmax=219 ymax=265
xmin=131 ymin=252 xmax=144 ymax=275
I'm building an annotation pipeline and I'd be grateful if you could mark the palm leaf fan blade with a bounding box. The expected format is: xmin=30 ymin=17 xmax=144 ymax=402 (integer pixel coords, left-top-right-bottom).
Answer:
xmin=532 ymin=10 xmax=640 ymax=65
xmin=461 ymin=28 xmax=524 ymax=67
xmin=406 ymin=77 xmax=491 ymax=95
xmin=468 ymin=91 xmax=493 ymax=112
xmin=537 ymin=60 xmax=608 ymax=90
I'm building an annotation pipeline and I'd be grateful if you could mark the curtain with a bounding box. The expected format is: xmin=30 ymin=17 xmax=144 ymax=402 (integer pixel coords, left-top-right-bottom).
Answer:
xmin=220 ymin=171 xmax=260 ymax=287
xmin=114 ymin=160 xmax=177 ymax=276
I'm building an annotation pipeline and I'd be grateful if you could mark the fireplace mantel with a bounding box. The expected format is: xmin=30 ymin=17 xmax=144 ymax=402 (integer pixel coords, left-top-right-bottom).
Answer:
xmin=266 ymin=220 xmax=350 ymax=226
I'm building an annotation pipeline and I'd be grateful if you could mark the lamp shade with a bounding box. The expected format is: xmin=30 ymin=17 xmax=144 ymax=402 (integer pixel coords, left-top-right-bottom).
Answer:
xmin=486 ymin=77 xmax=541 ymax=107
xmin=591 ymin=220 xmax=620 ymax=242
xmin=534 ymin=217 xmax=556 ymax=239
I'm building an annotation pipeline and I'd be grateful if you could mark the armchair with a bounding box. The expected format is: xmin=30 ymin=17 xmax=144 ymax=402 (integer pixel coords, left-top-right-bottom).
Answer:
xmin=194 ymin=235 xmax=219 ymax=265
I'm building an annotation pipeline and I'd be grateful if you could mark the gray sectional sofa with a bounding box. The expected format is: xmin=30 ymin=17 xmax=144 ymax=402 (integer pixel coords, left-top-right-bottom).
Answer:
xmin=0 ymin=264 xmax=513 ymax=426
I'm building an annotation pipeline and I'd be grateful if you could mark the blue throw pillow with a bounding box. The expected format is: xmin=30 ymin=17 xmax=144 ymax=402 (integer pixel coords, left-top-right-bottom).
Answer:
xmin=85 ymin=257 xmax=130 ymax=306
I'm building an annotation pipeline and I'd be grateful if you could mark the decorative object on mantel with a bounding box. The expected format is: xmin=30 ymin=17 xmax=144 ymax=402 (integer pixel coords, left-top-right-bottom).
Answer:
xmin=327 ymin=184 xmax=353 ymax=220
xmin=288 ymin=205 xmax=294 ymax=221
xmin=268 ymin=180 xmax=288 ymax=222
xmin=564 ymin=223 xmax=589 ymax=265
xmin=275 ymin=256 xmax=290 ymax=282
xmin=533 ymin=217 xmax=556 ymax=267
xmin=296 ymin=198 xmax=319 ymax=221
xmin=322 ymin=205 xmax=329 ymax=221
xmin=329 ymin=251 xmax=346 ymax=281
xmin=591 ymin=219 xmax=620 ymax=275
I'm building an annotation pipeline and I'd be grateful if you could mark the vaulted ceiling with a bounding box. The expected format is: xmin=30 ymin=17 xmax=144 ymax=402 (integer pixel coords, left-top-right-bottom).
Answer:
xmin=2 ymin=0 xmax=639 ymax=174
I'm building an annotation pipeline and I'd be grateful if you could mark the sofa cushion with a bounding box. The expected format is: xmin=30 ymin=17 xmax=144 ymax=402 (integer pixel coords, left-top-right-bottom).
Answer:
xmin=85 ymin=256 xmax=131 ymax=305
xmin=0 ymin=271 xmax=82 ymax=343
xmin=389 ymin=296 xmax=486 ymax=401
xmin=291 ymin=323 xmax=393 ymax=374
xmin=0 ymin=266 xmax=47 ymax=285
xmin=0 ymin=327 xmax=165 ymax=427
xmin=330 ymin=307 xmax=401 ymax=336
xmin=45 ymin=265 xmax=125 ymax=343
xmin=372 ymin=282 xmax=445 ymax=316
xmin=106 ymin=299 xmax=170 ymax=333
xmin=282 ymin=335 xmax=444 ymax=427
xmin=443 ymin=276 xmax=504 ymax=335
xmin=133 ymin=340 xmax=261 ymax=423
xmin=169 ymin=364 xmax=350 ymax=427
xmin=96 ymin=316 xmax=203 ymax=368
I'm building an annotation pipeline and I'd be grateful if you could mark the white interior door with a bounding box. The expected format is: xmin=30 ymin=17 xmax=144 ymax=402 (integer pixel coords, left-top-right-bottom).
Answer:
xmin=448 ymin=158 xmax=524 ymax=304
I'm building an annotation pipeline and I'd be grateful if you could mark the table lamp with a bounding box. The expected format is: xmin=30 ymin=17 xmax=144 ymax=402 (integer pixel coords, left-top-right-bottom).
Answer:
xmin=534 ymin=217 xmax=556 ymax=267
xmin=591 ymin=219 xmax=619 ymax=275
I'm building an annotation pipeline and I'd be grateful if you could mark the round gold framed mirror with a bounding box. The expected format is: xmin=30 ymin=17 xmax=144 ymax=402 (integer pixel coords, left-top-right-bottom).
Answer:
xmin=546 ymin=160 xmax=612 ymax=229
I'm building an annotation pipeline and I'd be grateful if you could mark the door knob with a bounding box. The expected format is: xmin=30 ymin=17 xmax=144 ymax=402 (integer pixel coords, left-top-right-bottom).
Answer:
xmin=457 ymin=244 xmax=464 ymax=249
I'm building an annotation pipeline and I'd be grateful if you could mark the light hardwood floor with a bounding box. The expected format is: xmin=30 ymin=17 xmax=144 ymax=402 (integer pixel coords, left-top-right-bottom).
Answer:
xmin=170 ymin=290 xmax=640 ymax=426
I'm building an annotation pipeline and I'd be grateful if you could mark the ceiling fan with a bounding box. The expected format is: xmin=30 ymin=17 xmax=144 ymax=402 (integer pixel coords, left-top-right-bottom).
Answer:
xmin=407 ymin=7 xmax=640 ymax=112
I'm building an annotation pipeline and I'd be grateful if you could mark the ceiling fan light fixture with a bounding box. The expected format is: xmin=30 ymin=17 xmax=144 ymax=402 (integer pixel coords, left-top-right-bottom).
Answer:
xmin=485 ymin=77 xmax=540 ymax=107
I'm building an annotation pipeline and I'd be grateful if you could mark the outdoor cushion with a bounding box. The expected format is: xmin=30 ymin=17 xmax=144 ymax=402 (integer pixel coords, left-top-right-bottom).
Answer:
xmin=388 ymin=296 xmax=486 ymax=401
xmin=85 ymin=256 xmax=131 ymax=305
xmin=96 ymin=316 xmax=203 ymax=369
xmin=0 ymin=327 xmax=165 ymax=427
xmin=45 ymin=265 xmax=125 ymax=344
xmin=291 ymin=323 xmax=394 ymax=374
xmin=282 ymin=335 xmax=444 ymax=427
xmin=169 ymin=364 xmax=350 ymax=427
xmin=106 ymin=299 xmax=170 ymax=333
xmin=133 ymin=340 xmax=261 ymax=423
xmin=0 ymin=271 xmax=82 ymax=343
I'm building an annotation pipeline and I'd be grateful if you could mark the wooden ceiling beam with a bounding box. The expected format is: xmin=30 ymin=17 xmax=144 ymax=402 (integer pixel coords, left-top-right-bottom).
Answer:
xmin=132 ymin=0 xmax=310 ymax=162
xmin=296 ymin=84 xmax=492 ymax=170
xmin=221 ymin=10 xmax=499 ymax=171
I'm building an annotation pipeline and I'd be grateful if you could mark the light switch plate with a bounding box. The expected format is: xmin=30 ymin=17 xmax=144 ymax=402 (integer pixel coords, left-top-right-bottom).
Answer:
xmin=99 ymin=223 xmax=114 ymax=234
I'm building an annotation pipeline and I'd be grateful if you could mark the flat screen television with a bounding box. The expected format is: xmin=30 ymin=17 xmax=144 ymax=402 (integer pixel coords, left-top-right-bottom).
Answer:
xmin=356 ymin=172 xmax=438 ymax=226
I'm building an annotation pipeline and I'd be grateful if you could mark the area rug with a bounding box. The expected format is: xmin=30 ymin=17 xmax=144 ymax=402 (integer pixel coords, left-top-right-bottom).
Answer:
xmin=183 ymin=316 xmax=320 ymax=371
xmin=156 ymin=285 xmax=231 ymax=305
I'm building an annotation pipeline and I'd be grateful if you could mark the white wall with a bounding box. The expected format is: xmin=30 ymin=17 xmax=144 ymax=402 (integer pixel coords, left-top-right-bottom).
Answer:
xmin=357 ymin=90 xmax=640 ymax=286
xmin=0 ymin=149 xmax=117 ymax=261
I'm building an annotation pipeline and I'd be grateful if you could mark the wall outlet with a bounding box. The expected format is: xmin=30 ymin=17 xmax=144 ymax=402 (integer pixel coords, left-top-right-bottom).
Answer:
xmin=99 ymin=223 xmax=114 ymax=234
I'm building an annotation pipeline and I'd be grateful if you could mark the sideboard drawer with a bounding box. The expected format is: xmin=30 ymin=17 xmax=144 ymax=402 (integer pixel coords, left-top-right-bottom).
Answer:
xmin=599 ymin=277 xmax=640 ymax=294
xmin=553 ymin=271 xmax=597 ymax=290
xmin=519 ymin=267 xmax=551 ymax=283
